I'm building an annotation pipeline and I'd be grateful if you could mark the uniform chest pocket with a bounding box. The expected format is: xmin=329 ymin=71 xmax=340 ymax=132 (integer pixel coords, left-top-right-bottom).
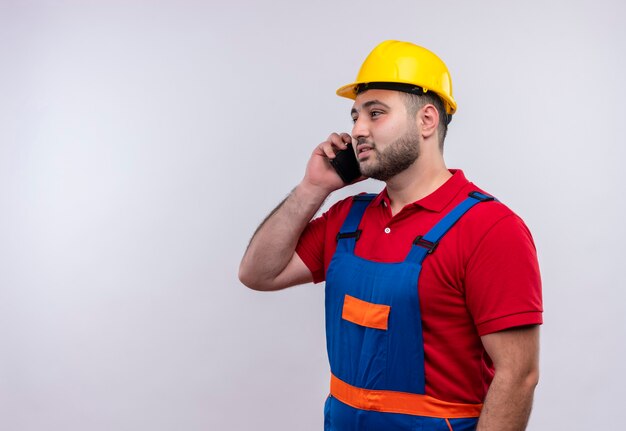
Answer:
xmin=341 ymin=294 xmax=390 ymax=330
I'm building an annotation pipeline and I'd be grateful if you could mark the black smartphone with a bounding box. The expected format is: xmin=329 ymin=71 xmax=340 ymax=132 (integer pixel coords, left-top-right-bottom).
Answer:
xmin=330 ymin=143 xmax=361 ymax=184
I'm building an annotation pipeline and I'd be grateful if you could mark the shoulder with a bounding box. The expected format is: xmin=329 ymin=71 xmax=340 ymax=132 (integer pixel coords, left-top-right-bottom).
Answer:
xmin=300 ymin=191 xmax=379 ymax=246
xmin=458 ymin=184 xmax=534 ymax=243
xmin=321 ymin=191 xmax=379 ymax=223
xmin=444 ymin=183 xmax=539 ymax=275
xmin=296 ymin=191 xmax=378 ymax=283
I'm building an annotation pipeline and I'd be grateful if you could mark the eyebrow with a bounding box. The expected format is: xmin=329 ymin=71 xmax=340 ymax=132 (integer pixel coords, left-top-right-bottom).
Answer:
xmin=351 ymin=99 xmax=391 ymax=116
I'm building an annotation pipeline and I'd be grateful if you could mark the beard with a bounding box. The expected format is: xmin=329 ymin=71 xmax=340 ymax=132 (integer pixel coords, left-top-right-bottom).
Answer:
xmin=358 ymin=125 xmax=420 ymax=182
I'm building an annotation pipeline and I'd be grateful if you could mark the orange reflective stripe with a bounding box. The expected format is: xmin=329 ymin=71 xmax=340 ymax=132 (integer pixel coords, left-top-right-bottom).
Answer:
xmin=341 ymin=294 xmax=390 ymax=330
xmin=330 ymin=374 xmax=482 ymax=419
xmin=445 ymin=418 xmax=454 ymax=431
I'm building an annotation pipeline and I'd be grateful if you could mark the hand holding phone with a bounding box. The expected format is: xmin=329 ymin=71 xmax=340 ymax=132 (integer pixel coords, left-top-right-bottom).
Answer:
xmin=330 ymin=143 xmax=361 ymax=184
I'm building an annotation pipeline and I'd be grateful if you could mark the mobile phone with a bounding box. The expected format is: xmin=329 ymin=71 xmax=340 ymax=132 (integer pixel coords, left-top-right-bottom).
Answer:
xmin=330 ymin=143 xmax=361 ymax=184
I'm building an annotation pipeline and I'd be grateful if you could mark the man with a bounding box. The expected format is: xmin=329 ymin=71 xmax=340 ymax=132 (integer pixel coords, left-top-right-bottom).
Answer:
xmin=239 ymin=40 xmax=542 ymax=431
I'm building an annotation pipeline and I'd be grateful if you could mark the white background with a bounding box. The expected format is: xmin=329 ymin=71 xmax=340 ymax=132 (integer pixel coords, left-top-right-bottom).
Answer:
xmin=1 ymin=1 xmax=625 ymax=430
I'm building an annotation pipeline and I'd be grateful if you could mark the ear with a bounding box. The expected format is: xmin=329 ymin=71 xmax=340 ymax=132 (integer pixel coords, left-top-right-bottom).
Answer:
xmin=417 ymin=104 xmax=440 ymax=140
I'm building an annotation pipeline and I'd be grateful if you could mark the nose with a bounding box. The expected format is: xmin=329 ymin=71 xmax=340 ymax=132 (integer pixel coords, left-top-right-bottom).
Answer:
xmin=351 ymin=117 xmax=369 ymax=141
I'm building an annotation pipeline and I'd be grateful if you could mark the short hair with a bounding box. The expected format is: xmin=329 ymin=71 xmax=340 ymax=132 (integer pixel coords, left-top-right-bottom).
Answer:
xmin=401 ymin=91 xmax=451 ymax=150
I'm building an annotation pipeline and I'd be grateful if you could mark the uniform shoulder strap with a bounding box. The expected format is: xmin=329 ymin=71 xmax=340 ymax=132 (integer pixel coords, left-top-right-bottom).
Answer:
xmin=335 ymin=194 xmax=377 ymax=253
xmin=405 ymin=191 xmax=496 ymax=264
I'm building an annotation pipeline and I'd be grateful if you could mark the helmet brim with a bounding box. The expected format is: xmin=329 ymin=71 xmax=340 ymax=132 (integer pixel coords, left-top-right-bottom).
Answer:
xmin=336 ymin=83 xmax=359 ymax=100
xmin=336 ymin=81 xmax=457 ymax=115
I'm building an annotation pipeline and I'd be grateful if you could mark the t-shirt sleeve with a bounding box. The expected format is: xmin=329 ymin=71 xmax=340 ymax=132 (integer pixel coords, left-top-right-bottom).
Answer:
xmin=465 ymin=213 xmax=543 ymax=336
xmin=296 ymin=214 xmax=328 ymax=284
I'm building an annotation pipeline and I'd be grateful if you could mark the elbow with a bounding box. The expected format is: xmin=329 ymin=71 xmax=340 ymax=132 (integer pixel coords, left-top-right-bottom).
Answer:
xmin=238 ymin=265 xmax=259 ymax=290
xmin=520 ymin=356 xmax=540 ymax=390
xmin=238 ymin=263 xmax=271 ymax=291
xmin=525 ymin=366 xmax=540 ymax=390
xmin=499 ymin=365 xmax=540 ymax=392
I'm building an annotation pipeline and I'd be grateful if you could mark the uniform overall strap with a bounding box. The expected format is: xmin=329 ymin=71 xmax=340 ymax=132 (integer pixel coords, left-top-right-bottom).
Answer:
xmin=336 ymin=194 xmax=377 ymax=254
xmin=406 ymin=191 xmax=496 ymax=265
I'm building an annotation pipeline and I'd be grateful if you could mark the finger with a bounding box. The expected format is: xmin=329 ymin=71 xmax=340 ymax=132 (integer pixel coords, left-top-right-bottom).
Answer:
xmin=318 ymin=141 xmax=338 ymax=160
xmin=327 ymin=132 xmax=349 ymax=149
xmin=339 ymin=133 xmax=352 ymax=145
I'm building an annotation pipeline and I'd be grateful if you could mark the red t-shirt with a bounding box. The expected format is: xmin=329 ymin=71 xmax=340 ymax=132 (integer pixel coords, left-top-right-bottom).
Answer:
xmin=295 ymin=170 xmax=543 ymax=404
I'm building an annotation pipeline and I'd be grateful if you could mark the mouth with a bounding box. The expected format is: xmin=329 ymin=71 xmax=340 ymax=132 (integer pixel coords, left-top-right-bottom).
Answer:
xmin=356 ymin=143 xmax=373 ymax=160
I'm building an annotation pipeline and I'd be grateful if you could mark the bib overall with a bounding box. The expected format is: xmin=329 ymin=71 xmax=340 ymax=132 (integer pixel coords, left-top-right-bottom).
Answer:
xmin=324 ymin=192 xmax=493 ymax=431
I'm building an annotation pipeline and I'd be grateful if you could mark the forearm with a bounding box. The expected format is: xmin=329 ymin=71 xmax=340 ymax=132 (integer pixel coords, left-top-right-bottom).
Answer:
xmin=239 ymin=182 xmax=329 ymax=290
xmin=476 ymin=369 xmax=538 ymax=431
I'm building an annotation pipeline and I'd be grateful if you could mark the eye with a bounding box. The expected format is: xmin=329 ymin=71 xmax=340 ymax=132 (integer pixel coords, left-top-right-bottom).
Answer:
xmin=370 ymin=110 xmax=383 ymax=118
xmin=351 ymin=115 xmax=358 ymax=124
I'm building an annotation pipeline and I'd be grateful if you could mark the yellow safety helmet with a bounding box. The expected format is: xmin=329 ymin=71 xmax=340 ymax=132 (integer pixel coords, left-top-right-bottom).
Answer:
xmin=336 ymin=40 xmax=457 ymax=115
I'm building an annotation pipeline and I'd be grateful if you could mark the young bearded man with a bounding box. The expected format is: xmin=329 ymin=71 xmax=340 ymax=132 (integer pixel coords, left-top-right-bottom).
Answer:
xmin=239 ymin=40 xmax=543 ymax=431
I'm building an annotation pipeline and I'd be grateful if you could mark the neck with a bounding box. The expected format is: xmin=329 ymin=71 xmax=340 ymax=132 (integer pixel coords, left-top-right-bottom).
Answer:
xmin=385 ymin=147 xmax=451 ymax=216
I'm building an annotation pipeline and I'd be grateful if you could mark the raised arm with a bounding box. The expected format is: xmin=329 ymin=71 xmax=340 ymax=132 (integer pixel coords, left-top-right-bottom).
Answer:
xmin=238 ymin=133 xmax=355 ymax=291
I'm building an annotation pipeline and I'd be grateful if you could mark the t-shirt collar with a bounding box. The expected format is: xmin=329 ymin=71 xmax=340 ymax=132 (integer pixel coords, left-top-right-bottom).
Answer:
xmin=371 ymin=169 xmax=469 ymax=213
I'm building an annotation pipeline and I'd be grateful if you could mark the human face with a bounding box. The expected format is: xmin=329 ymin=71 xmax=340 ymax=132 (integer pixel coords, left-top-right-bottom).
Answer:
xmin=350 ymin=90 xmax=420 ymax=181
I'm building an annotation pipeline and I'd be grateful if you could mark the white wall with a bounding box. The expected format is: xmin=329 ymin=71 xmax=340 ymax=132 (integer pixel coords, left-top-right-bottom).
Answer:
xmin=1 ymin=1 xmax=624 ymax=430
